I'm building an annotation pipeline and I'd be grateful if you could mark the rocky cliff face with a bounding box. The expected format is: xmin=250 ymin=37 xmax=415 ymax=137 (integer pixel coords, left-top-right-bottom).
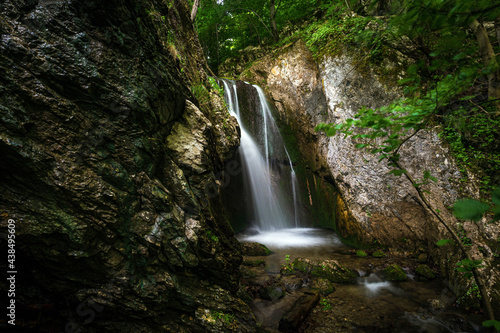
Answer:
xmin=0 ymin=0 xmax=255 ymax=331
xmin=229 ymin=40 xmax=500 ymax=310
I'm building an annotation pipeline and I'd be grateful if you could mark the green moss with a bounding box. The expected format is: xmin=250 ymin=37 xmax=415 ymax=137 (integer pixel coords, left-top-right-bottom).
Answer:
xmin=372 ymin=250 xmax=386 ymax=258
xmin=356 ymin=250 xmax=368 ymax=257
xmin=415 ymin=264 xmax=436 ymax=279
xmin=242 ymin=259 xmax=266 ymax=267
xmin=311 ymin=261 xmax=356 ymax=283
xmin=241 ymin=242 xmax=272 ymax=256
xmin=383 ymin=264 xmax=407 ymax=282
xmin=292 ymin=258 xmax=313 ymax=273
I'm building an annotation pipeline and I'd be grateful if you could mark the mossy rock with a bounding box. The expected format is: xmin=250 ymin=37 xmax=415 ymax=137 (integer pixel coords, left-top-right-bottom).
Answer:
xmin=310 ymin=278 xmax=336 ymax=295
xmin=383 ymin=264 xmax=407 ymax=282
xmin=237 ymin=287 xmax=253 ymax=304
xmin=310 ymin=260 xmax=356 ymax=284
xmin=280 ymin=265 xmax=296 ymax=276
xmin=242 ymin=259 xmax=266 ymax=267
xmin=356 ymin=250 xmax=368 ymax=257
xmin=416 ymin=264 xmax=436 ymax=279
xmin=241 ymin=242 xmax=272 ymax=256
xmin=292 ymin=258 xmax=314 ymax=273
xmin=239 ymin=266 xmax=256 ymax=278
xmin=372 ymin=250 xmax=386 ymax=258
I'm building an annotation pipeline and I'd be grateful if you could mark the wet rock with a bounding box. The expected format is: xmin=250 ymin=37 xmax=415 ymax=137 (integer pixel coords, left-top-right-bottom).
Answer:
xmin=259 ymin=278 xmax=286 ymax=301
xmin=242 ymin=242 xmax=272 ymax=256
xmin=383 ymin=264 xmax=408 ymax=281
xmin=427 ymin=299 xmax=446 ymax=311
xmin=310 ymin=278 xmax=336 ymax=295
xmin=292 ymin=258 xmax=314 ymax=273
xmin=240 ymin=266 xmax=257 ymax=278
xmin=416 ymin=264 xmax=436 ymax=280
xmin=282 ymin=276 xmax=304 ymax=292
xmin=311 ymin=260 xmax=357 ymax=284
xmin=0 ymin=0 xmax=254 ymax=331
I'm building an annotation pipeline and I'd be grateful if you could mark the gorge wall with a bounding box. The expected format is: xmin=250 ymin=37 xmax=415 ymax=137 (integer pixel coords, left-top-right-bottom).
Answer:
xmin=222 ymin=40 xmax=500 ymax=310
xmin=0 ymin=0 xmax=255 ymax=331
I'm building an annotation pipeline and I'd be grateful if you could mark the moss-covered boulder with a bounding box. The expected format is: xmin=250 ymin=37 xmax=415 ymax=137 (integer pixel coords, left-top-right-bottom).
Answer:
xmin=242 ymin=242 xmax=272 ymax=256
xmin=383 ymin=264 xmax=408 ymax=282
xmin=372 ymin=250 xmax=386 ymax=258
xmin=292 ymin=258 xmax=315 ymax=273
xmin=310 ymin=278 xmax=336 ymax=295
xmin=311 ymin=260 xmax=357 ymax=284
xmin=416 ymin=264 xmax=436 ymax=279
xmin=356 ymin=250 xmax=368 ymax=257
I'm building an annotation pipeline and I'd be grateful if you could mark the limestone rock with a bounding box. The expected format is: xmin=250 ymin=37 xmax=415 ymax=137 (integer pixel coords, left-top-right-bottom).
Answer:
xmin=0 ymin=0 xmax=254 ymax=331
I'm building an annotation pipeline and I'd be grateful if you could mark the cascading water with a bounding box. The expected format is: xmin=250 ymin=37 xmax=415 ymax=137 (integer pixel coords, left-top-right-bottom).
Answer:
xmin=221 ymin=79 xmax=299 ymax=231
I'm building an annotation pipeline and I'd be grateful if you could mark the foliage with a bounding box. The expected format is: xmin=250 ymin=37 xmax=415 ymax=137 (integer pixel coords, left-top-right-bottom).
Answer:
xmin=194 ymin=0 xmax=336 ymax=72
xmin=453 ymin=188 xmax=500 ymax=222
xmin=211 ymin=310 xmax=235 ymax=324
xmin=320 ymin=298 xmax=333 ymax=310
xmin=483 ymin=319 xmax=500 ymax=332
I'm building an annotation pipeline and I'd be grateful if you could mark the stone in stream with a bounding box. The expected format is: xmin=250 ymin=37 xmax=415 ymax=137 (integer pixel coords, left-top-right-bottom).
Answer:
xmin=258 ymin=277 xmax=286 ymax=301
xmin=292 ymin=258 xmax=357 ymax=283
xmin=383 ymin=264 xmax=408 ymax=281
xmin=278 ymin=291 xmax=320 ymax=332
xmin=241 ymin=242 xmax=272 ymax=256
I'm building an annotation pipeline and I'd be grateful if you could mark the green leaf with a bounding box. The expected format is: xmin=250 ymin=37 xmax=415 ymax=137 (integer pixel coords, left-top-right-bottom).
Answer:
xmin=483 ymin=320 xmax=500 ymax=331
xmin=492 ymin=188 xmax=500 ymax=206
xmin=436 ymin=239 xmax=453 ymax=246
xmin=355 ymin=143 xmax=366 ymax=149
xmin=388 ymin=169 xmax=407 ymax=176
xmin=492 ymin=206 xmax=500 ymax=222
xmin=453 ymin=199 xmax=489 ymax=221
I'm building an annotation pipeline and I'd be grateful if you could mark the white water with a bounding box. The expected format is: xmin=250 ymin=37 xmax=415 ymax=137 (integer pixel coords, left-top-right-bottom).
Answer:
xmin=358 ymin=273 xmax=403 ymax=297
xmin=240 ymin=228 xmax=342 ymax=248
xmin=222 ymin=80 xmax=299 ymax=230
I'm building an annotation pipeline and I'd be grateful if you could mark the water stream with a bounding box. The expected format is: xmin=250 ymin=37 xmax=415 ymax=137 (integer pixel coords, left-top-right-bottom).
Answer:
xmin=222 ymin=79 xmax=297 ymax=231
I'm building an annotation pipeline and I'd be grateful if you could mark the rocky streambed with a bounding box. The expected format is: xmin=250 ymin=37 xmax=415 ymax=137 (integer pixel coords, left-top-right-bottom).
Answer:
xmin=237 ymin=229 xmax=484 ymax=332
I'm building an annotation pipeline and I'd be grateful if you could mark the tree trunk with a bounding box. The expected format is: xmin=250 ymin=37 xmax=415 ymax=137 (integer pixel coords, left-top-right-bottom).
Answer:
xmin=470 ymin=19 xmax=500 ymax=114
xmin=270 ymin=0 xmax=279 ymax=42
xmin=191 ymin=0 xmax=200 ymax=22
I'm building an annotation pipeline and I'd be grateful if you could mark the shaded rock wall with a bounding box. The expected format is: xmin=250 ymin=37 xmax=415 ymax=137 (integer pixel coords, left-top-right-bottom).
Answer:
xmin=233 ymin=40 xmax=500 ymax=309
xmin=0 ymin=0 xmax=255 ymax=331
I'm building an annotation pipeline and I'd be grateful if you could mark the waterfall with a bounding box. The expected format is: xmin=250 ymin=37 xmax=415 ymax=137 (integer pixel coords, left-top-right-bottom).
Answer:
xmin=221 ymin=79 xmax=300 ymax=230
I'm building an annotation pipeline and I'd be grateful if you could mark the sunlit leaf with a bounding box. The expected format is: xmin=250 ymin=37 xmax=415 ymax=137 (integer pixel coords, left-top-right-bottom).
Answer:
xmin=453 ymin=199 xmax=489 ymax=221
